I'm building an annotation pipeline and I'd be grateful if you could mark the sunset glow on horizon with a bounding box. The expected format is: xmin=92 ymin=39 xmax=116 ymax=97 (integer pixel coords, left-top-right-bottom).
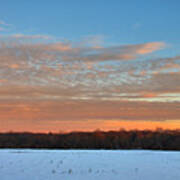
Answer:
xmin=0 ymin=1 xmax=180 ymax=132
xmin=1 ymin=119 xmax=180 ymax=133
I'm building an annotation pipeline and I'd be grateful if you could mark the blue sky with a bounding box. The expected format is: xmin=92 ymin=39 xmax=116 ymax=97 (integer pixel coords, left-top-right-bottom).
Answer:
xmin=1 ymin=0 xmax=180 ymax=45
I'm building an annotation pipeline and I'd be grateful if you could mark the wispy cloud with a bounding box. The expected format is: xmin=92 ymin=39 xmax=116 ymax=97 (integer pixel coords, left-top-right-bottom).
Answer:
xmin=0 ymin=20 xmax=12 ymax=26
xmin=0 ymin=34 xmax=179 ymax=122
xmin=0 ymin=20 xmax=13 ymax=32
xmin=10 ymin=33 xmax=53 ymax=40
xmin=0 ymin=35 xmax=166 ymax=62
xmin=132 ymin=22 xmax=141 ymax=30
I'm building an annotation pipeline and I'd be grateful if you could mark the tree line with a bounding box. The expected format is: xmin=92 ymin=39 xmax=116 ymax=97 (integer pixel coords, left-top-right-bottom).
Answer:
xmin=0 ymin=129 xmax=180 ymax=150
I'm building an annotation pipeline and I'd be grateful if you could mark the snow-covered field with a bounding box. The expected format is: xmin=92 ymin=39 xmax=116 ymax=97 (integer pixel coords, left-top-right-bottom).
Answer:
xmin=0 ymin=149 xmax=180 ymax=180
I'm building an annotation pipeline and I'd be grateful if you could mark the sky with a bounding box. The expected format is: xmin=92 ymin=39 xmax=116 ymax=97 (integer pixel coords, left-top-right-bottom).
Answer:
xmin=0 ymin=0 xmax=180 ymax=132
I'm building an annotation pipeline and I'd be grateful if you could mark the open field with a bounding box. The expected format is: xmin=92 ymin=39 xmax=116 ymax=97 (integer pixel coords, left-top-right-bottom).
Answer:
xmin=0 ymin=149 xmax=180 ymax=180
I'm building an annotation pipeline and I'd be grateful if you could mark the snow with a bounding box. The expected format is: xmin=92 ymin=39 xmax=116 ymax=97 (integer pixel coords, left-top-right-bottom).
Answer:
xmin=0 ymin=149 xmax=180 ymax=180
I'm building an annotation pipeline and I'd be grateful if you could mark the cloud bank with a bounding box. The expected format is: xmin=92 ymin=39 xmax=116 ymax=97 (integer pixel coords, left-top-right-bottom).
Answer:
xmin=0 ymin=35 xmax=179 ymax=125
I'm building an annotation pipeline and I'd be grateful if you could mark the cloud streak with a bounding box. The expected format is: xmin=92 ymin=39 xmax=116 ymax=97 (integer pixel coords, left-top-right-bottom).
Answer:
xmin=0 ymin=35 xmax=165 ymax=62
xmin=0 ymin=34 xmax=179 ymax=126
xmin=0 ymin=20 xmax=13 ymax=32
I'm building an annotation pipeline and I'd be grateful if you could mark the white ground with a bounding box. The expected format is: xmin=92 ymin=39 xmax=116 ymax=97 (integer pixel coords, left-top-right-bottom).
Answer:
xmin=0 ymin=149 xmax=180 ymax=180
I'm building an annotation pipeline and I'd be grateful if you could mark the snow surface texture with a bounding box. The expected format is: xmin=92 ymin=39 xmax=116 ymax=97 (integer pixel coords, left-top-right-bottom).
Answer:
xmin=0 ymin=149 xmax=180 ymax=180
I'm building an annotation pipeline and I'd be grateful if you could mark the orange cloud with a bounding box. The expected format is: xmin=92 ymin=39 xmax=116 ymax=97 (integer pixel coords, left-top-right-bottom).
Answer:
xmin=0 ymin=99 xmax=179 ymax=122
xmin=136 ymin=42 xmax=165 ymax=54
xmin=141 ymin=92 xmax=159 ymax=98
xmin=9 ymin=64 xmax=19 ymax=69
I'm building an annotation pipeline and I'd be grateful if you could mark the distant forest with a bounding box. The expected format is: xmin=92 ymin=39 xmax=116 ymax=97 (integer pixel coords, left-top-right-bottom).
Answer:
xmin=0 ymin=129 xmax=180 ymax=150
